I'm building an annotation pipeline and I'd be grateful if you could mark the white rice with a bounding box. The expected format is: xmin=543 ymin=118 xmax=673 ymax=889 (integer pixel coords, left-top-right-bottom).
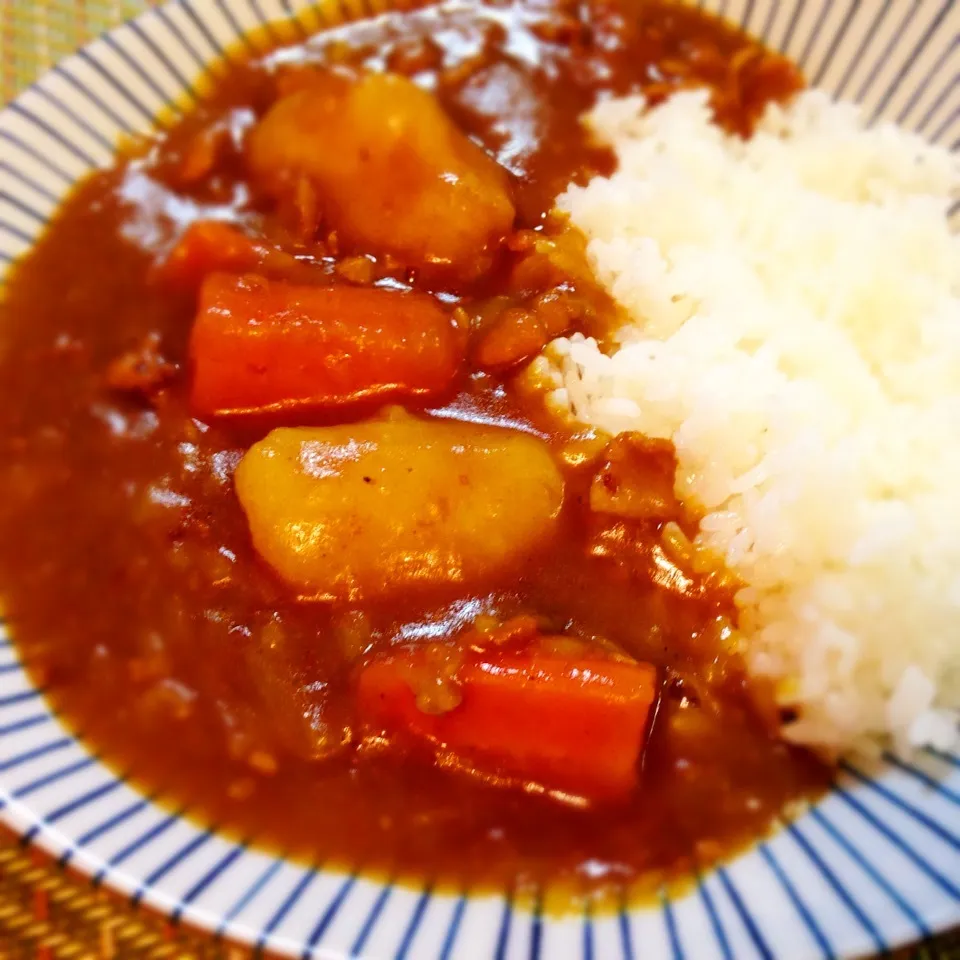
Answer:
xmin=545 ymin=89 xmax=960 ymax=755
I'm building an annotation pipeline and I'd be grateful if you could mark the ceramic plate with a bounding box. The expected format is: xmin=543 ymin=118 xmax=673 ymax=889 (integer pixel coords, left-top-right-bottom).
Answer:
xmin=0 ymin=0 xmax=958 ymax=956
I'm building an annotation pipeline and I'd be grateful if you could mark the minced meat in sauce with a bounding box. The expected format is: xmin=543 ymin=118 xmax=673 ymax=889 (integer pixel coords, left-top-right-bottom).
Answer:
xmin=0 ymin=0 xmax=827 ymax=905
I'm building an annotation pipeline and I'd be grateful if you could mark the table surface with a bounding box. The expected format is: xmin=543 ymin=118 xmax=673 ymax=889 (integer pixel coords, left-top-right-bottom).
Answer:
xmin=0 ymin=0 xmax=957 ymax=957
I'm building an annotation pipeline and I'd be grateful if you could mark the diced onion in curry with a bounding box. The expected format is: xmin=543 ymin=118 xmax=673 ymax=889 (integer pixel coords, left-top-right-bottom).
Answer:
xmin=0 ymin=0 xmax=827 ymax=897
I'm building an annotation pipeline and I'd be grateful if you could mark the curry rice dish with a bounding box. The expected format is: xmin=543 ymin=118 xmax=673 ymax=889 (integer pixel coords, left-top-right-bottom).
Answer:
xmin=0 ymin=0 xmax=956 ymax=901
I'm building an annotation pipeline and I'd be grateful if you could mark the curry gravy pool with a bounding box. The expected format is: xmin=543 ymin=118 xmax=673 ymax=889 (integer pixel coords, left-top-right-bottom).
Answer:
xmin=0 ymin=0 xmax=829 ymax=904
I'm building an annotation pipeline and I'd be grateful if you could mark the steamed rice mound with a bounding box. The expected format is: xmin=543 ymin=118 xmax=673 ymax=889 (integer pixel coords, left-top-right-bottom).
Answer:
xmin=545 ymin=89 xmax=960 ymax=755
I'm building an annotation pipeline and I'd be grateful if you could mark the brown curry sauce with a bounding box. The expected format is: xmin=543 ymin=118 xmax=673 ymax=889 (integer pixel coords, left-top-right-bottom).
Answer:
xmin=0 ymin=0 xmax=828 ymax=904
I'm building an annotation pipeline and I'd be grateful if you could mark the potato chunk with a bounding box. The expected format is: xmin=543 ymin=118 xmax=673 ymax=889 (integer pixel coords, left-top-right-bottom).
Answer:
xmin=234 ymin=414 xmax=564 ymax=600
xmin=247 ymin=72 xmax=515 ymax=278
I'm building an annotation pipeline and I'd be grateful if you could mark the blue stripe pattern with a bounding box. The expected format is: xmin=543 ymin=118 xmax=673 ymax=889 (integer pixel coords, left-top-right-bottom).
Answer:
xmin=172 ymin=843 xmax=247 ymax=920
xmin=832 ymin=0 xmax=893 ymax=100
xmin=0 ymin=221 xmax=33 ymax=245
xmin=882 ymin=753 xmax=960 ymax=805
xmin=869 ymin=0 xmax=954 ymax=124
xmin=661 ymin=890 xmax=685 ymax=960
xmin=127 ymin=16 xmax=198 ymax=100
xmin=618 ymin=894 xmax=636 ymax=960
xmin=35 ymin=777 xmax=124 ymax=827
xmin=100 ymin=31 xmax=185 ymax=115
xmin=809 ymin=807 xmax=929 ymax=937
xmin=178 ymin=0 xmax=233 ymax=68
xmin=716 ymin=867 xmax=773 ymax=960
xmin=154 ymin=4 xmax=210 ymax=76
xmin=759 ymin=844 xmax=834 ymax=958
xmin=926 ymin=747 xmax=960 ymax=768
xmin=96 ymin=811 xmax=181 ymax=881
xmin=529 ymin=890 xmax=543 ymax=960
xmin=854 ymin=0 xmax=922 ymax=105
xmin=786 ymin=824 xmax=886 ymax=954
xmin=0 ymin=688 xmax=43 ymax=708
xmin=917 ymin=81 xmax=957 ymax=135
xmin=894 ymin=41 xmax=956 ymax=126
xmin=12 ymin=756 xmax=97 ymax=799
xmin=582 ymin=901 xmax=594 ymax=960
xmin=6 ymin=101 xmax=99 ymax=167
xmin=809 ymin=0 xmax=861 ymax=87
xmin=51 ymin=64 xmax=135 ymax=135
xmin=0 ymin=712 xmax=51 ymax=737
xmin=0 ymin=129 xmax=76 ymax=185
xmin=778 ymin=0 xmax=806 ymax=59
xmin=796 ymin=5 xmax=829 ymax=71
xmin=216 ymin=0 xmax=256 ymax=54
xmin=28 ymin=84 xmax=115 ymax=152
xmin=841 ymin=762 xmax=960 ymax=849
xmin=74 ymin=46 xmax=156 ymax=124
xmin=832 ymin=786 xmax=960 ymax=900
xmin=0 ymin=737 xmax=73 ymax=773
xmin=0 ymin=189 xmax=47 ymax=225
xmin=395 ymin=886 xmax=432 ymax=960
xmin=65 ymin=798 xmax=152 ymax=863
xmin=132 ymin=828 xmax=215 ymax=904
xmin=304 ymin=874 xmax=357 ymax=958
xmin=219 ymin=858 xmax=283 ymax=933
xmin=256 ymin=867 xmax=318 ymax=949
xmin=350 ymin=883 xmax=394 ymax=956
xmin=757 ymin=0 xmax=778 ymax=44
xmin=697 ymin=877 xmax=733 ymax=960
xmin=437 ymin=892 xmax=466 ymax=960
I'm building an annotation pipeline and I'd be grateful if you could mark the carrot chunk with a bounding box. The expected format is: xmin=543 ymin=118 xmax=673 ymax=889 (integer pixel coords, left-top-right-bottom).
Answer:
xmin=189 ymin=274 xmax=464 ymax=416
xmin=158 ymin=221 xmax=268 ymax=288
xmin=358 ymin=646 xmax=658 ymax=801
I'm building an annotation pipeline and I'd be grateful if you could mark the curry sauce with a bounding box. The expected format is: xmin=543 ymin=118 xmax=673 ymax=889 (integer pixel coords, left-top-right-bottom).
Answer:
xmin=0 ymin=0 xmax=828 ymax=904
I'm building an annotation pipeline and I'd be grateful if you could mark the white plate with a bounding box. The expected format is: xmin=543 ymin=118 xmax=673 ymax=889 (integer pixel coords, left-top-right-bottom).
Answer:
xmin=0 ymin=0 xmax=958 ymax=956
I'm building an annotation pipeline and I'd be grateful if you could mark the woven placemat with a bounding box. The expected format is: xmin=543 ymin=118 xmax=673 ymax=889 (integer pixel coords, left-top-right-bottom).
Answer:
xmin=2 ymin=1 xmax=160 ymax=102
xmin=0 ymin=824 xmax=958 ymax=959
xmin=0 ymin=826 xmax=251 ymax=958
xmin=0 ymin=1 xmax=957 ymax=957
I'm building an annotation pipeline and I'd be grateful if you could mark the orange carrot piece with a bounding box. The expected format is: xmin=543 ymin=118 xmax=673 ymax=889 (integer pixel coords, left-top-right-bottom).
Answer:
xmin=189 ymin=273 xmax=464 ymax=416
xmin=159 ymin=221 xmax=266 ymax=288
xmin=358 ymin=647 xmax=658 ymax=800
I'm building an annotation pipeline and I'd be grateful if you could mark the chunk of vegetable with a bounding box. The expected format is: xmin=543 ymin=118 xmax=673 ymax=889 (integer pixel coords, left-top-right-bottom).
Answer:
xmin=471 ymin=224 xmax=614 ymax=370
xmin=189 ymin=274 xmax=464 ymax=416
xmin=358 ymin=646 xmax=658 ymax=800
xmin=105 ymin=331 xmax=176 ymax=397
xmin=234 ymin=414 xmax=564 ymax=600
xmin=471 ymin=288 xmax=586 ymax=371
xmin=247 ymin=71 xmax=515 ymax=278
xmin=589 ymin=433 xmax=680 ymax=521
xmin=159 ymin=221 xmax=274 ymax=288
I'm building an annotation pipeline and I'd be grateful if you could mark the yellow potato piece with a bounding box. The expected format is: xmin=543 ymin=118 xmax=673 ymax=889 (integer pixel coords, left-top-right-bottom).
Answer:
xmin=234 ymin=413 xmax=564 ymax=601
xmin=248 ymin=71 xmax=516 ymax=278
